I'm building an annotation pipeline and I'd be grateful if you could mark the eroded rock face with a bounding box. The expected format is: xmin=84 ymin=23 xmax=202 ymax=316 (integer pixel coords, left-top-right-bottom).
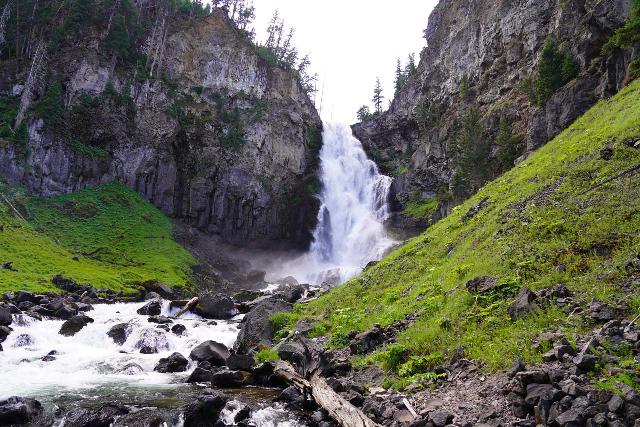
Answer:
xmin=0 ymin=10 xmax=321 ymax=249
xmin=352 ymin=0 xmax=631 ymax=223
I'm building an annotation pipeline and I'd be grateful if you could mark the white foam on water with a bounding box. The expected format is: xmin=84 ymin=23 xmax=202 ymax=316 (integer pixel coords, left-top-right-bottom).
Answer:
xmin=0 ymin=301 xmax=240 ymax=400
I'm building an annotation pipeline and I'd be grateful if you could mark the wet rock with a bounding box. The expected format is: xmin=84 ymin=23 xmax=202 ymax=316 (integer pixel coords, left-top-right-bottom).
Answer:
xmin=234 ymin=295 xmax=292 ymax=354
xmin=41 ymin=350 xmax=57 ymax=362
xmin=190 ymin=340 xmax=230 ymax=366
xmin=226 ymin=351 xmax=254 ymax=371
xmin=148 ymin=315 xmax=172 ymax=325
xmin=0 ymin=307 xmax=12 ymax=327
xmin=12 ymin=333 xmax=33 ymax=347
xmin=197 ymin=293 xmax=238 ymax=320
xmin=118 ymin=363 xmax=145 ymax=375
xmin=63 ymin=404 xmax=129 ymax=427
xmin=278 ymin=336 xmax=324 ymax=377
xmin=0 ymin=326 xmax=11 ymax=342
xmin=171 ymin=324 xmax=187 ymax=336
xmin=183 ymin=392 xmax=228 ymax=427
xmin=211 ymin=367 xmax=245 ymax=387
xmin=134 ymin=329 xmax=169 ymax=354
xmin=107 ymin=323 xmax=131 ymax=345
xmin=59 ymin=314 xmax=94 ymax=337
xmin=187 ymin=362 xmax=214 ymax=383
xmin=466 ymin=276 xmax=498 ymax=294
xmin=349 ymin=324 xmax=384 ymax=355
xmin=508 ymin=287 xmax=538 ymax=320
xmin=0 ymin=396 xmax=43 ymax=425
xmin=277 ymin=386 xmax=305 ymax=408
xmin=154 ymin=352 xmax=189 ymax=373
xmin=137 ymin=300 xmax=162 ymax=316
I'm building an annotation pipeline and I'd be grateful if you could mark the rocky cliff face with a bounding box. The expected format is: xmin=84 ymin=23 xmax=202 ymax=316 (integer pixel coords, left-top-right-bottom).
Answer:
xmin=353 ymin=0 xmax=633 ymax=228
xmin=0 ymin=9 xmax=322 ymax=248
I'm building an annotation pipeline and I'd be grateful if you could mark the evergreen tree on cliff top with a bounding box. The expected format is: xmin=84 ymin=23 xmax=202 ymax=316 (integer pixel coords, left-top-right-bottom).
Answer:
xmin=372 ymin=77 xmax=384 ymax=114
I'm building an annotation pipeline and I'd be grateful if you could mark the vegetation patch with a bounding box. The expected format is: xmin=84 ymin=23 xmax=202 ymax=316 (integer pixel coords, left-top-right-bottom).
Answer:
xmin=289 ymin=80 xmax=640 ymax=377
xmin=0 ymin=181 xmax=196 ymax=295
xmin=403 ymin=199 xmax=439 ymax=220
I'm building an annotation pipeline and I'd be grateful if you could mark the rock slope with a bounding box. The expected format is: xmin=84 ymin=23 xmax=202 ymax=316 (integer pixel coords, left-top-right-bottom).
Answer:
xmin=353 ymin=0 xmax=633 ymax=226
xmin=0 ymin=8 xmax=322 ymax=248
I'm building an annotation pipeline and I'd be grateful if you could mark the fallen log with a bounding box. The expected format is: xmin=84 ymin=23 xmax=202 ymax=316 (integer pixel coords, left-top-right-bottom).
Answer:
xmin=274 ymin=361 xmax=380 ymax=427
xmin=174 ymin=297 xmax=199 ymax=319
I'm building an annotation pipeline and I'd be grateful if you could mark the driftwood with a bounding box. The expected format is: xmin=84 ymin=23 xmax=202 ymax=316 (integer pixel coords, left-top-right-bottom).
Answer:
xmin=274 ymin=361 xmax=380 ymax=427
xmin=174 ymin=297 xmax=199 ymax=319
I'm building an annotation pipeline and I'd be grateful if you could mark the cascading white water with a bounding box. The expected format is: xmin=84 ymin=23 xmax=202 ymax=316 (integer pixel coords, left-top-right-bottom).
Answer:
xmin=274 ymin=122 xmax=395 ymax=285
xmin=0 ymin=301 xmax=304 ymax=426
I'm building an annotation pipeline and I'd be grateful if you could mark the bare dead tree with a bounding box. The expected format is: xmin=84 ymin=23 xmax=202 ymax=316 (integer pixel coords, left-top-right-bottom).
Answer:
xmin=15 ymin=39 xmax=47 ymax=129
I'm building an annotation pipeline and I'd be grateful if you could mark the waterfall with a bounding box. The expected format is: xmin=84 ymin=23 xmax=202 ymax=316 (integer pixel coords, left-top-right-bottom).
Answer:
xmin=310 ymin=122 xmax=394 ymax=267
xmin=272 ymin=123 xmax=395 ymax=285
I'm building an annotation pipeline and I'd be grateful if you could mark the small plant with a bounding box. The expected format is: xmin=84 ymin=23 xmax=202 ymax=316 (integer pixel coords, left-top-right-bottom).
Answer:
xmin=255 ymin=348 xmax=280 ymax=364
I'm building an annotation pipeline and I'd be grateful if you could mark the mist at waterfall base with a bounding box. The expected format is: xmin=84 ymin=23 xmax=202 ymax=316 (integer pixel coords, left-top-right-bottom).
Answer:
xmin=266 ymin=122 xmax=396 ymax=286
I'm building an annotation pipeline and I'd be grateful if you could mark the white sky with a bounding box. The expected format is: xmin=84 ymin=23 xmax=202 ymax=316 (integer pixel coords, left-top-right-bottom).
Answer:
xmin=250 ymin=1 xmax=439 ymax=123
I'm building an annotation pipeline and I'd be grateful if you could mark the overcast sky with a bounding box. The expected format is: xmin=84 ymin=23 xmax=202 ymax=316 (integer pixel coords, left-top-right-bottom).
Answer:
xmin=251 ymin=0 xmax=439 ymax=124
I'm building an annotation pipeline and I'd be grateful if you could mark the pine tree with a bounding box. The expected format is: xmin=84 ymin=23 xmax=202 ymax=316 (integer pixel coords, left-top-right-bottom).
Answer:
xmin=372 ymin=77 xmax=384 ymax=114
xmin=495 ymin=116 xmax=521 ymax=171
xmin=394 ymin=59 xmax=406 ymax=95
xmin=357 ymin=105 xmax=371 ymax=122
xmin=406 ymin=53 xmax=417 ymax=76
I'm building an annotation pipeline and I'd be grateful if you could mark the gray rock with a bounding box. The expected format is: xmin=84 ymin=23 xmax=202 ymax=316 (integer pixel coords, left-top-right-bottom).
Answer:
xmin=226 ymin=352 xmax=254 ymax=371
xmin=189 ymin=340 xmax=230 ymax=366
xmin=508 ymin=287 xmax=538 ymax=320
xmin=137 ymin=300 xmax=162 ymax=316
xmin=187 ymin=362 xmax=214 ymax=383
xmin=107 ymin=323 xmax=131 ymax=345
xmin=182 ymin=392 xmax=228 ymax=427
xmin=0 ymin=307 xmax=12 ymax=327
xmin=63 ymin=404 xmax=129 ymax=427
xmin=465 ymin=276 xmax=498 ymax=294
xmin=234 ymin=295 xmax=292 ymax=354
xmin=210 ymin=368 xmax=245 ymax=388
xmin=572 ymin=354 xmax=598 ymax=372
xmin=554 ymin=408 xmax=582 ymax=426
xmin=0 ymin=396 xmax=43 ymax=425
xmin=429 ymin=410 xmax=453 ymax=427
xmin=59 ymin=314 xmax=94 ymax=337
xmin=154 ymin=352 xmax=189 ymax=373
xmin=197 ymin=293 xmax=238 ymax=320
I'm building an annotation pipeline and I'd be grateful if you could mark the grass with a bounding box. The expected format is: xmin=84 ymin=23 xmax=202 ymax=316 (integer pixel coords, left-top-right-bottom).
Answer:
xmin=280 ymin=79 xmax=640 ymax=378
xmin=403 ymin=198 xmax=439 ymax=220
xmin=0 ymin=181 xmax=196 ymax=295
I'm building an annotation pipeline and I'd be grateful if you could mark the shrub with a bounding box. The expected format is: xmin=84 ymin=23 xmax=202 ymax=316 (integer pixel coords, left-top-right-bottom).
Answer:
xmin=254 ymin=348 xmax=280 ymax=364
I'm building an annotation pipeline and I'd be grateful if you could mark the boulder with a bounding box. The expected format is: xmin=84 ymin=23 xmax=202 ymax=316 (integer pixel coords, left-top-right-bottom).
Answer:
xmin=349 ymin=324 xmax=384 ymax=355
xmin=139 ymin=280 xmax=175 ymax=299
xmin=144 ymin=292 xmax=162 ymax=301
xmin=197 ymin=294 xmax=238 ymax=320
xmin=41 ymin=350 xmax=57 ymax=362
xmin=0 ymin=396 xmax=43 ymax=425
xmin=182 ymin=392 xmax=228 ymax=427
xmin=277 ymin=283 xmax=305 ymax=303
xmin=211 ymin=368 xmax=245 ymax=388
xmin=137 ymin=300 xmax=162 ymax=316
xmin=52 ymin=274 xmax=83 ymax=293
xmin=187 ymin=362 xmax=214 ymax=383
xmin=278 ymin=336 xmax=324 ymax=377
xmin=0 ymin=326 xmax=11 ymax=342
xmin=14 ymin=291 xmax=38 ymax=304
xmin=0 ymin=307 xmax=12 ymax=327
xmin=508 ymin=287 xmax=538 ymax=320
xmin=226 ymin=351 xmax=254 ymax=371
xmin=148 ymin=315 xmax=172 ymax=325
xmin=572 ymin=354 xmax=598 ymax=372
xmin=59 ymin=314 xmax=94 ymax=337
xmin=233 ymin=295 xmax=292 ymax=354
xmin=154 ymin=352 xmax=189 ymax=373
xmin=430 ymin=410 xmax=454 ymax=427
xmin=63 ymin=404 xmax=129 ymax=427
xmin=466 ymin=276 xmax=498 ymax=294
xmin=134 ymin=329 xmax=169 ymax=354
xmin=588 ymin=301 xmax=616 ymax=322
xmin=189 ymin=340 xmax=230 ymax=366
xmin=12 ymin=333 xmax=33 ymax=347
xmin=107 ymin=323 xmax=131 ymax=345
xmin=171 ymin=324 xmax=187 ymax=336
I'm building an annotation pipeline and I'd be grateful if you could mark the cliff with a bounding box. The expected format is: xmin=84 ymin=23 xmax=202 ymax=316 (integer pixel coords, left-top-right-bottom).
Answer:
xmin=0 ymin=5 xmax=322 ymax=248
xmin=353 ymin=0 xmax=634 ymax=228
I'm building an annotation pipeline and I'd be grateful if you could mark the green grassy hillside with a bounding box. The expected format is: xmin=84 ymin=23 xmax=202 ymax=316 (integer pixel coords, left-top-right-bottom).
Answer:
xmin=0 ymin=181 xmax=196 ymax=295
xmin=283 ymin=80 xmax=640 ymax=380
